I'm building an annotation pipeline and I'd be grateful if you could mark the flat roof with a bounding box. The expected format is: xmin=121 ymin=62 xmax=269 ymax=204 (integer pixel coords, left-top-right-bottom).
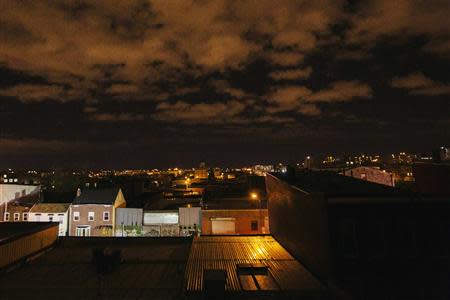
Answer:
xmin=273 ymin=170 xmax=403 ymax=197
xmin=185 ymin=236 xmax=327 ymax=296
xmin=0 ymin=237 xmax=192 ymax=298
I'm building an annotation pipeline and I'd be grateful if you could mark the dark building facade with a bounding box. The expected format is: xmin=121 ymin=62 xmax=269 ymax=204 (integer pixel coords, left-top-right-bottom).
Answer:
xmin=266 ymin=170 xmax=450 ymax=300
xmin=413 ymin=162 xmax=450 ymax=195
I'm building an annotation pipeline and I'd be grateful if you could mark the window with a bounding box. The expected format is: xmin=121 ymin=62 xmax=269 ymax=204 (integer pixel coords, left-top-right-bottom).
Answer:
xmin=4 ymin=212 xmax=10 ymax=221
xmin=73 ymin=211 xmax=80 ymax=221
xmin=58 ymin=214 xmax=64 ymax=224
xmin=236 ymin=263 xmax=278 ymax=291
xmin=14 ymin=213 xmax=20 ymax=221
xmin=251 ymin=220 xmax=258 ymax=231
xmin=22 ymin=189 xmax=26 ymax=196
xmin=88 ymin=212 xmax=95 ymax=221
xmin=338 ymin=219 xmax=359 ymax=258
xmin=48 ymin=214 xmax=54 ymax=222
xmin=23 ymin=213 xmax=28 ymax=221
xmin=103 ymin=211 xmax=110 ymax=221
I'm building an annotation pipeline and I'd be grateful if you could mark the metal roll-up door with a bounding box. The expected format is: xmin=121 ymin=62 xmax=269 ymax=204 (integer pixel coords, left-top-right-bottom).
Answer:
xmin=211 ymin=218 xmax=236 ymax=234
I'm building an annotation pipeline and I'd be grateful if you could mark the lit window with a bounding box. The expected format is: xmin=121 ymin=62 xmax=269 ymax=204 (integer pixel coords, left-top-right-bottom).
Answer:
xmin=88 ymin=212 xmax=95 ymax=221
xmin=73 ymin=211 xmax=80 ymax=221
xmin=4 ymin=212 xmax=9 ymax=221
xmin=14 ymin=213 xmax=20 ymax=221
xmin=103 ymin=211 xmax=110 ymax=221
xmin=23 ymin=213 xmax=28 ymax=221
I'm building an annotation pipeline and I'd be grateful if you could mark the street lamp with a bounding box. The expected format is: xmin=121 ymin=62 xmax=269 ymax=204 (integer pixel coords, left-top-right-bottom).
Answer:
xmin=250 ymin=192 xmax=262 ymax=234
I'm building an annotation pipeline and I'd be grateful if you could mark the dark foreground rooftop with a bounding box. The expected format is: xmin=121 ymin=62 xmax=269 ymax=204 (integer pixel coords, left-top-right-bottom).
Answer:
xmin=0 ymin=237 xmax=192 ymax=299
xmin=0 ymin=231 xmax=336 ymax=299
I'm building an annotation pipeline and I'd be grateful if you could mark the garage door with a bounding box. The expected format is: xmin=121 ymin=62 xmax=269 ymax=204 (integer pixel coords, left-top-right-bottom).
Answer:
xmin=211 ymin=218 xmax=236 ymax=235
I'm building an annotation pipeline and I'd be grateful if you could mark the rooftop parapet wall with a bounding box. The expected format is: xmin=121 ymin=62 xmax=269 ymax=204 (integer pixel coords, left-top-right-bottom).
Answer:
xmin=265 ymin=173 xmax=331 ymax=279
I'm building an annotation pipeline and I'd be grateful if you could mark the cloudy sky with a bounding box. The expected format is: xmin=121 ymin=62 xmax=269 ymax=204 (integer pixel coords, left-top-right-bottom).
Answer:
xmin=0 ymin=0 xmax=449 ymax=169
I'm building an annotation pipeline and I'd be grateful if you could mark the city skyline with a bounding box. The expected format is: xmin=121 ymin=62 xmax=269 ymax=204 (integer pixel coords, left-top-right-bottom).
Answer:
xmin=1 ymin=1 xmax=449 ymax=169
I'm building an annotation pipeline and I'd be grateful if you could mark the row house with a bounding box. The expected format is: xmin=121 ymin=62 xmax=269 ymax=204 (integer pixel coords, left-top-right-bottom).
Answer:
xmin=69 ymin=188 xmax=126 ymax=237
xmin=1 ymin=184 xmax=40 ymax=222
xmin=29 ymin=203 xmax=71 ymax=236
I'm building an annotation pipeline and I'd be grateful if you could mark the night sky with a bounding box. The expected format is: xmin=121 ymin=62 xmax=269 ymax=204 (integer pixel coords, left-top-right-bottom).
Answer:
xmin=0 ymin=1 xmax=449 ymax=169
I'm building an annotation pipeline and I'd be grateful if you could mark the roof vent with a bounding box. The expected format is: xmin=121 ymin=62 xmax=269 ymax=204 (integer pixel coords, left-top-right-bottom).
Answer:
xmin=203 ymin=269 xmax=227 ymax=299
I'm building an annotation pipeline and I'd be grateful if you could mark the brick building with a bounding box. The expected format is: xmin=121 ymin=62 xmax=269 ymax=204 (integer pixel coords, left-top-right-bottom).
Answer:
xmin=69 ymin=188 xmax=126 ymax=237
xmin=201 ymin=209 xmax=269 ymax=235
xmin=343 ymin=166 xmax=394 ymax=187
xmin=266 ymin=169 xmax=450 ymax=299
xmin=1 ymin=184 xmax=40 ymax=222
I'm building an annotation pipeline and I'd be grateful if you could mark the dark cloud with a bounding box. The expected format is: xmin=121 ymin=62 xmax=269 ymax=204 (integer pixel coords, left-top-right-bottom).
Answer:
xmin=0 ymin=0 xmax=449 ymax=167
xmin=391 ymin=72 xmax=450 ymax=96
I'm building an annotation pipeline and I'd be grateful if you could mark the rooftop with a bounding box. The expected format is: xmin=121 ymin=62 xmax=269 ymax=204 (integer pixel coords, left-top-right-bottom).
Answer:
xmin=185 ymin=235 xmax=327 ymax=297
xmin=275 ymin=169 xmax=403 ymax=197
xmin=72 ymin=188 xmax=120 ymax=205
xmin=0 ymin=237 xmax=192 ymax=299
xmin=30 ymin=203 xmax=71 ymax=213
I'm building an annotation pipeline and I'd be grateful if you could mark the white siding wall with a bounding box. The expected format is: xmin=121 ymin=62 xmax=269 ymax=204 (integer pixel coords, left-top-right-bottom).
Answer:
xmin=28 ymin=212 xmax=68 ymax=236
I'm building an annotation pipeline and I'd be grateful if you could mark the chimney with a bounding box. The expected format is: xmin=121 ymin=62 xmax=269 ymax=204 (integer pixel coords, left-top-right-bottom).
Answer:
xmin=76 ymin=188 xmax=81 ymax=197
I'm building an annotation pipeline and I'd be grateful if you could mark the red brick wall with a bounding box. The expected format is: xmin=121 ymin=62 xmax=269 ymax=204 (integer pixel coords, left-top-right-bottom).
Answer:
xmin=69 ymin=205 xmax=114 ymax=236
xmin=201 ymin=209 xmax=269 ymax=235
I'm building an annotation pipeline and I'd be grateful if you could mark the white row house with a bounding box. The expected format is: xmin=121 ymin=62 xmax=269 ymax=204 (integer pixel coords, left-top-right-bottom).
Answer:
xmin=28 ymin=203 xmax=71 ymax=236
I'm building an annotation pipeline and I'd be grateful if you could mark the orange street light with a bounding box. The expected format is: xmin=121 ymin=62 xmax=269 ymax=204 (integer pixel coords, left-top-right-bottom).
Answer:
xmin=250 ymin=192 xmax=258 ymax=200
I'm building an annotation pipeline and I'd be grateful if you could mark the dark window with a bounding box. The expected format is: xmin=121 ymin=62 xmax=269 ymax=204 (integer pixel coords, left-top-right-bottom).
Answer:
xmin=251 ymin=220 xmax=258 ymax=231
xmin=236 ymin=264 xmax=278 ymax=291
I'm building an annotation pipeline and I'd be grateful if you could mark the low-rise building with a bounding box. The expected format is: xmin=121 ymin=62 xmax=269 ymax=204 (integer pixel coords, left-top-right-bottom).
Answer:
xmin=1 ymin=184 xmax=40 ymax=222
xmin=29 ymin=203 xmax=71 ymax=236
xmin=114 ymin=208 xmax=143 ymax=237
xmin=343 ymin=166 xmax=394 ymax=186
xmin=143 ymin=210 xmax=179 ymax=236
xmin=179 ymin=206 xmax=201 ymax=236
xmin=69 ymin=188 xmax=126 ymax=237
xmin=201 ymin=209 xmax=269 ymax=235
